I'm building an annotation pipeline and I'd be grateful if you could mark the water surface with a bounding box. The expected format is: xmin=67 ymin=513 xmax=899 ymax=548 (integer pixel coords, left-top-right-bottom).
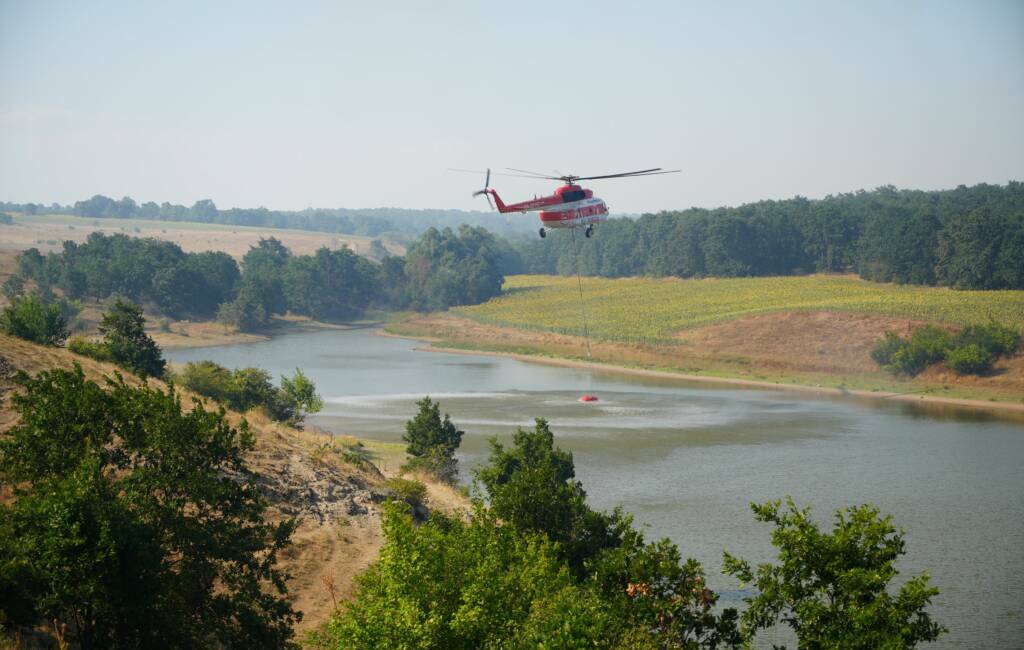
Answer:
xmin=167 ymin=328 xmax=1024 ymax=648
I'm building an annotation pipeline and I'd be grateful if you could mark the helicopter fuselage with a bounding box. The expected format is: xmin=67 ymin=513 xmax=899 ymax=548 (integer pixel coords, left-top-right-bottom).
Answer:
xmin=485 ymin=184 xmax=609 ymax=230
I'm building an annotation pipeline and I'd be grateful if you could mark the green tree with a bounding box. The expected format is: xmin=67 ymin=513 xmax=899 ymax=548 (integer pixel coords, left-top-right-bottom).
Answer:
xmin=311 ymin=502 xmax=616 ymax=650
xmin=278 ymin=368 xmax=324 ymax=427
xmin=218 ymin=283 xmax=270 ymax=331
xmin=98 ymin=299 xmax=166 ymax=378
xmin=402 ymin=396 xmax=464 ymax=483
xmin=0 ymin=365 xmax=298 ymax=649
xmin=723 ymin=498 xmax=945 ymax=649
xmin=0 ymin=292 xmax=69 ymax=346
xmin=475 ymin=418 xmax=622 ymax=576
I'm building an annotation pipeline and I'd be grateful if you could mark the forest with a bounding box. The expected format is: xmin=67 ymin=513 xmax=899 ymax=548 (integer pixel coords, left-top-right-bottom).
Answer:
xmin=512 ymin=182 xmax=1024 ymax=290
xmin=4 ymin=225 xmax=508 ymax=330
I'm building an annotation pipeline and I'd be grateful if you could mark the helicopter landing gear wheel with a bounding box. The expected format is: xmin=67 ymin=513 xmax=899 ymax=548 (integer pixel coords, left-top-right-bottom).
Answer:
xmin=539 ymin=227 xmax=546 ymax=239
xmin=585 ymin=224 xmax=594 ymax=238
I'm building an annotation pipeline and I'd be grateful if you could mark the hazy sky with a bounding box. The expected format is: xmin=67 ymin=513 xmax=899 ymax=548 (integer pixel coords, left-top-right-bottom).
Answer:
xmin=1 ymin=1 xmax=1022 ymax=213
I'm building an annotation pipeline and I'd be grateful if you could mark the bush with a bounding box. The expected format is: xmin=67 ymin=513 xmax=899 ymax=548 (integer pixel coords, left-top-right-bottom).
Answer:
xmin=873 ymin=325 xmax=950 ymax=376
xmin=384 ymin=477 xmax=427 ymax=509
xmin=870 ymin=331 xmax=904 ymax=366
xmin=178 ymin=361 xmax=321 ymax=427
xmin=98 ymin=300 xmax=166 ymax=378
xmin=0 ymin=365 xmax=298 ymax=648
xmin=953 ymin=322 xmax=1021 ymax=359
xmin=724 ymin=498 xmax=945 ymax=648
xmin=401 ymin=396 xmax=463 ymax=484
xmin=0 ymin=293 xmax=69 ymax=346
xmin=945 ymin=343 xmax=994 ymax=375
xmin=0 ymin=212 xmax=13 ymax=225
xmin=178 ymin=360 xmax=234 ymax=402
xmin=68 ymin=336 xmax=113 ymax=362
xmin=310 ymin=504 xmax=616 ymax=650
xmin=875 ymin=322 xmax=1021 ymax=377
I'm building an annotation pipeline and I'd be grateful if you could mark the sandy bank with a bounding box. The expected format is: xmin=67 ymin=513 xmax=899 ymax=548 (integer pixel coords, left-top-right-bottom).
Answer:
xmin=378 ymin=328 xmax=1024 ymax=416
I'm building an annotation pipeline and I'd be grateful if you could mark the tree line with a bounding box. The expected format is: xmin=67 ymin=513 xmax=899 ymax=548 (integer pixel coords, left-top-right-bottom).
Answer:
xmin=5 ymin=225 xmax=509 ymax=331
xmin=513 ymin=181 xmax=1024 ymax=290
xmin=0 ymin=195 xmax=535 ymax=240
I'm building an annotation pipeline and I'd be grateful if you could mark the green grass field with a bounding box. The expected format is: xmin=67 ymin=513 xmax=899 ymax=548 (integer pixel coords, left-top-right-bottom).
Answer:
xmin=455 ymin=274 xmax=1024 ymax=343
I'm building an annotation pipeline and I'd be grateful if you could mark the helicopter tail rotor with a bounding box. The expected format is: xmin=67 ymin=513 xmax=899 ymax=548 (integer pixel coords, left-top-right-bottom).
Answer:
xmin=471 ymin=168 xmax=494 ymax=210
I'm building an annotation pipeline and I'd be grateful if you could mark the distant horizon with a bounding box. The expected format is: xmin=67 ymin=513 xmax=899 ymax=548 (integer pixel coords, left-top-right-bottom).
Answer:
xmin=3 ymin=177 xmax=1020 ymax=216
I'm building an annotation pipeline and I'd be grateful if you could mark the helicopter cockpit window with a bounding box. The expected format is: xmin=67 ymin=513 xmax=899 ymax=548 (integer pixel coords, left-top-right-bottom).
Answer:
xmin=561 ymin=190 xmax=586 ymax=202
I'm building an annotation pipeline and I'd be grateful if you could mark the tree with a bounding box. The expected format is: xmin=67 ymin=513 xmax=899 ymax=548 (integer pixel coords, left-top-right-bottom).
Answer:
xmin=475 ymin=418 xmax=622 ymax=576
xmin=0 ymin=292 xmax=69 ymax=346
xmin=723 ymin=498 xmax=945 ymax=649
xmin=311 ymin=503 xmax=609 ymax=650
xmin=278 ymin=368 xmax=324 ymax=427
xmin=218 ymin=283 xmax=270 ymax=331
xmin=0 ymin=365 xmax=298 ymax=649
xmin=402 ymin=396 xmax=463 ymax=483
xmin=98 ymin=299 xmax=166 ymax=378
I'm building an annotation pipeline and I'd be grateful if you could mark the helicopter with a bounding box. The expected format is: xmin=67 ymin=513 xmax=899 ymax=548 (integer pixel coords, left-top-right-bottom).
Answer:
xmin=461 ymin=167 xmax=680 ymax=238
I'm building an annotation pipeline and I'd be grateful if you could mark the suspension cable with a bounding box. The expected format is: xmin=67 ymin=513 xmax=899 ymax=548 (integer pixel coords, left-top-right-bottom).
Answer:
xmin=570 ymin=226 xmax=593 ymax=358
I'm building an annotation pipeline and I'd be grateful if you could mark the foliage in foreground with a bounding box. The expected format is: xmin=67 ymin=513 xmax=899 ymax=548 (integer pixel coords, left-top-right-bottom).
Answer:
xmin=0 ymin=291 xmax=71 ymax=346
xmin=311 ymin=501 xmax=737 ymax=650
xmin=0 ymin=365 xmax=298 ymax=649
xmin=723 ymin=498 xmax=946 ymax=649
xmin=401 ymin=396 xmax=464 ymax=483
xmin=871 ymin=321 xmax=1021 ymax=376
xmin=176 ymin=360 xmax=323 ymax=426
xmin=316 ymin=417 xmax=742 ymax=649
xmin=315 ymin=412 xmax=944 ymax=650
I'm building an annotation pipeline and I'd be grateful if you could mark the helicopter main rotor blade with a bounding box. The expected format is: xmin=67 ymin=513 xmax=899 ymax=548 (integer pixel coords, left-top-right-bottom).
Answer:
xmin=574 ymin=169 xmax=681 ymax=181
xmin=449 ymin=168 xmax=549 ymax=179
xmin=504 ymin=167 xmax=562 ymax=180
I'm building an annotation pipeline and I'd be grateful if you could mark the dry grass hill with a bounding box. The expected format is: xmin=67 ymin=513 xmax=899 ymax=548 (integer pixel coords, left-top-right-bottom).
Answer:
xmin=0 ymin=333 xmax=467 ymax=640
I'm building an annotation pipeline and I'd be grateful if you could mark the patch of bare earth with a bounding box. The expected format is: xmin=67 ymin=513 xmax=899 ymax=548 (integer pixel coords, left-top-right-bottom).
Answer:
xmin=677 ymin=311 xmax=925 ymax=374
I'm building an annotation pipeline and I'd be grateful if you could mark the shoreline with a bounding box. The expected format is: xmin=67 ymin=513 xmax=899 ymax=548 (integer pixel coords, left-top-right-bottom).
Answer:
xmin=378 ymin=329 xmax=1024 ymax=416
xmin=155 ymin=318 xmax=383 ymax=351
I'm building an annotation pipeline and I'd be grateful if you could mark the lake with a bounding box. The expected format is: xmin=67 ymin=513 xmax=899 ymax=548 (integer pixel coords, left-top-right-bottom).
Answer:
xmin=166 ymin=327 xmax=1024 ymax=648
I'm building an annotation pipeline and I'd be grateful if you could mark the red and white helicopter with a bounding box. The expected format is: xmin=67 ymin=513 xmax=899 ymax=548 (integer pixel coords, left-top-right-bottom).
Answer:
xmin=464 ymin=167 xmax=680 ymax=238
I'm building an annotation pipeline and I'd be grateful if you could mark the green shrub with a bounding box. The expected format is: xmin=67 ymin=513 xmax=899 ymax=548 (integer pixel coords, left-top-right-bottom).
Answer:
xmin=724 ymin=499 xmax=945 ymax=648
xmin=98 ymin=300 xmax=166 ymax=378
xmin=67 ymin=336 xmax=113 ymax=362
xmin=402 ymin=396 xmax=463 ymax=484
xmin=953 ymin=322 xmax=1021 ymax=359
xmin=384 ymin=477 xmax=427 ymax=509
xmin=178 ymin=360 xmax=234 ymax=402
xmin=179 ymin=360 xmax=321 ymax=427
xmin=874 ymin=325 xmax=950 ymax=376
xmin=945 ymin=343 xmax=994 ymax=375
xmin=870 ymin=331 xmax=905 ymax=366
xmin=0 ymin=293 xmax=69 ymax=346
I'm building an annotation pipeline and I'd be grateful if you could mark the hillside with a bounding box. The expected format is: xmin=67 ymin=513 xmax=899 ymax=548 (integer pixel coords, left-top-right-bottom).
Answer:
xmin=0 ymin=214 xmax=404 ymax=261
xmin=0 ymin=334 xmax=466 ymax=638
xmin=390 ymin=274 xmax=1024 ymax=408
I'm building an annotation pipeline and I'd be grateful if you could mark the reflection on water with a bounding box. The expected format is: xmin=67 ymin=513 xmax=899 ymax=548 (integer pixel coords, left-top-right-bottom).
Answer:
xmin=167 ymin=327 xmax=1024 ymax=648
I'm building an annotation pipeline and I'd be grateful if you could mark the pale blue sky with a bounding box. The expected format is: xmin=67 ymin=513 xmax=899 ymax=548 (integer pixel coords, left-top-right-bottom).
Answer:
xmin=1 ymin=1 xmax=1021 ymax=213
